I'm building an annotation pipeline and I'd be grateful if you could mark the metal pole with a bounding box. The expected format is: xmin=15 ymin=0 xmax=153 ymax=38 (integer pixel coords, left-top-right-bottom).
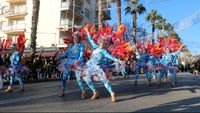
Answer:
xmin=72 ymin=0 xmax=75 ymax=32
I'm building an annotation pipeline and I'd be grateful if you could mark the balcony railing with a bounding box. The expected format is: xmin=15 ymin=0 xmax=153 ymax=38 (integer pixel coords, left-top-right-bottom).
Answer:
xmin=0 ymin=7 xmax=9 ymax=15
xmin=6 ymin=0 xmax=26 ymax=4
xmin=2 ymin=23 xmax=26 ymax=33
xmin=61 ymin=2 xmax=70 ymax=8
xmin=61 ymin=2 xmax=84 ymax=17
xmin=60 ymin=19 xmax=82 ymax=27
xmin=95 ymin=0 xmax=111 ymax=9
xmin=60 ymin=19 xmax=72 ymax=26
xmin=61 ymin=0 xmax=83 ymax=7
xmin=5 ymin=6 xmax=27 ymax=17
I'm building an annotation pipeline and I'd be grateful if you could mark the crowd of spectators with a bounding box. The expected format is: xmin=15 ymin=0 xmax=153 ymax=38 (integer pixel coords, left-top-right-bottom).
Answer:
xmin=0 ymin=53 xmax=65 ymax=81
xmin=1 ymin=51 xmax=199 ymax=82
xmin=190 ymin=59 xmax=200 ymax=74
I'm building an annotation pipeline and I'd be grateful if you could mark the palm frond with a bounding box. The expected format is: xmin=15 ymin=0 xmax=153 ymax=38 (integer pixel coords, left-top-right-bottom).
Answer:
xmin=125 ymin=7 xmax=131 ymax=15
xmin=137 ymin=4 xmax=146 ymax=14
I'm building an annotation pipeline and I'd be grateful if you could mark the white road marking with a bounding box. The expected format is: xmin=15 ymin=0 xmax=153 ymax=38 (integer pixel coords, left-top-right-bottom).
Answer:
xmin=0 ymin=84 xmax=113 ymax=105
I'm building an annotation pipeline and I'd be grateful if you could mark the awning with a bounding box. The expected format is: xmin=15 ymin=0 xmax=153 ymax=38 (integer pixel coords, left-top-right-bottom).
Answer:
xmin=25 ymin=51 xmax=58 ymax=58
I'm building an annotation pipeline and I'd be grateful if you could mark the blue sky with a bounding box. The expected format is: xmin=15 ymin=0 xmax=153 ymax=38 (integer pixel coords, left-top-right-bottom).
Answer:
xmin=107 ymin=0 xmax=200 ymax=55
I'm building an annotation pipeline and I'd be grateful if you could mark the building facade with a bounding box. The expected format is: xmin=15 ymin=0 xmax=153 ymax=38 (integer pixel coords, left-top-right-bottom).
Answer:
xmin=0 ymin=0 xmax=111 ymax=50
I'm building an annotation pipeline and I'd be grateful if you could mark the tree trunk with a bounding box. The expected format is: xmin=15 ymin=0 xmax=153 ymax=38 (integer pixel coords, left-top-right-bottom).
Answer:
xmin=151 ymin=20 xmax=155 ymax=44
xmin=167 ymin=30 xmax=170 ymax=37
xmin=98 ymin=0 xmax=103 ymax=28
xmin=133 ymin=12 xmax=137 ymax=43
xmin=159 ymin=29 xmax=162 ymax=36
xmin=116 ymin=0 xmax=121 ymax=26
xmin=30 ymin=0 xmax=40 ymax=62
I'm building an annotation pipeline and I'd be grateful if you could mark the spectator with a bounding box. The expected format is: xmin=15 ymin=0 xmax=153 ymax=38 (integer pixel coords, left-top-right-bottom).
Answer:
xmin=49 ymin=56 xmax=57 ymax=79
xmin=3 ymin=54 xmax=11 ymax=68
xmin=21 ymin=54 xmax=27 ymax=65
xmin=0 ymin=55 xmax=4 ymax=65
xmin=43 ymin=59 xmax=50 ymax=79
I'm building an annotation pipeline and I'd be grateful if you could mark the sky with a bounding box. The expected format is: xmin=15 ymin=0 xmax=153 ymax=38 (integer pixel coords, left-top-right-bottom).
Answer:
xmin=107 ymin=0 xmax=200 ymax=55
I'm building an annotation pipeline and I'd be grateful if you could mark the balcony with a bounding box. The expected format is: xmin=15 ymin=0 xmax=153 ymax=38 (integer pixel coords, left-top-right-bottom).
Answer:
xmin=0 ymin=7 xmax=9 ymax=15
xmin=96 ymin=0 xmax=111 ymax=9
xmin=6 ymin=0 xmax=26 ymax=4
xmin=4 ymin=6 xmax=27 ymax=19
xmin=60 ymin=19 xmax=73 ymax=26
xmin=61 ymin=2 xmax=84 ymax=19
xmin=102 ymin=0 xmax=111 ymax=8
xmin=61 ymin=0 xmax=83 ymax=7
xmin=59 ymin=19 xmax=82 ymax=31
xmin=2 ymin=23 xmax=26 ymax=35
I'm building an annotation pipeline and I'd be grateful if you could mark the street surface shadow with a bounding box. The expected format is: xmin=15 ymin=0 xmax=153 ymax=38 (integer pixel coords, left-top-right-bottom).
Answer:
xmin=134 ymin=97 xmax=200 ymax=112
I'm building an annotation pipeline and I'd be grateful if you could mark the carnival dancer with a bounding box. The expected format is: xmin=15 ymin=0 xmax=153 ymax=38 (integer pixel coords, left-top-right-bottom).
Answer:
xmin=134 ymin=42 xmax=150 ymax=86
xmin=0 ymin=37 xmax=12 ymax=90
xmin=157 ymin=45 xmax=183 ymax=87
xmin=82 ymin=28 xmax=123 ymax=102
xmin=58 ymin=32 xmax=87 ymax=99
xmin=0 ymin=56 xmax=4 ymax=90
xmin=120 ymin=60 xmax=127 ymax=78
xmin=145 ymin=55 xmax=161 ymax=85
xmin=170 ymin=55 xmax=180 ymax=85
xmin=0 ymin=66 xmax=5 ymax=90
xmin=147 ymin=42 xmax=163 ymax=84
xmin=99 ymin=58 xmax=115 ymax=80
xmin=5 ymin=32 xmax=27 ymax=93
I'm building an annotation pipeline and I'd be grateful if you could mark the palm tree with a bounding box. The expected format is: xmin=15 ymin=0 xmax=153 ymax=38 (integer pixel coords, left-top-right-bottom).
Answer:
xmin=111 ymin=0 xmax=121 ymax=26
xmin=137 ymin=27 xmax=147 ymax=38
xmin=170 ymin=31 xmax=181 ymax=42
xmin=125 ymin=0 xmax=146 ymax=43
xmin=30 ymin=0 xmax=40 ymax=62
xmin=98 ymin=0 xmax=103 ymax=28
xmin=145 ymin=9 xmax=159 ymax=44
xmin=116 ymin=0 xmax=121 ymax=26
xmin=163 ymin=22 xmax=174 ymax=36
xmin=155 ymin=14 xmax=166 ymax=35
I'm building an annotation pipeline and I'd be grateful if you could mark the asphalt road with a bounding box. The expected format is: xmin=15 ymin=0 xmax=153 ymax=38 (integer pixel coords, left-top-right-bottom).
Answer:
xmin=0 ymin=72 xmax=200 ymax=112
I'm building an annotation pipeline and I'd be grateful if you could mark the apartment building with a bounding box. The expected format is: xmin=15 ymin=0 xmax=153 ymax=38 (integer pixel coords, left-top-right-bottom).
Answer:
xmin=95 ymin=0 xmax=111 ymax=24
xmin=0 ymin=0 xmax=111 ymax=49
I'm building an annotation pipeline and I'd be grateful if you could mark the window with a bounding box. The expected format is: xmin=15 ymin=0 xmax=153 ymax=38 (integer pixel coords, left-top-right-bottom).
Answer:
xmin=85 ymin=9 xmax=90 ymax=19
xmin=1 ymin=21 xmax=6 ymax=30
xmin=0 ymin=22 xmax=2 ymax=30
xmin=1 ymin=6 xmax=8 ymax=14
xmin=86 ymin=0 xmax=90 ymax=4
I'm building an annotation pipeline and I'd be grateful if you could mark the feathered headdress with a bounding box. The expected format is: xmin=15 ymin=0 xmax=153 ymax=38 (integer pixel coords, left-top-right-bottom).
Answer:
xmin=15 ymin=32 xmax=27 ymax=53
xmin=148 ymin=34 xmax=182 ymax=57
xmin=83 ymin=24 xmax=135 ymax=59
xmin=150 ymin=43 xmax=164 ymax=58
xmin=108 ymin=24 xmax=133 ymax=59
xmin=63 ymin=37 xmax=73 ymax=44
xmin=94 ymin=23 xmax=113 ymax=45
xmin=166 ymin=36 xmax=181 ymax=52
xmin=84 ymin=44 xmax=92 ymax=59
xmin=0 ymin=36 xmax=12 ymax=52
